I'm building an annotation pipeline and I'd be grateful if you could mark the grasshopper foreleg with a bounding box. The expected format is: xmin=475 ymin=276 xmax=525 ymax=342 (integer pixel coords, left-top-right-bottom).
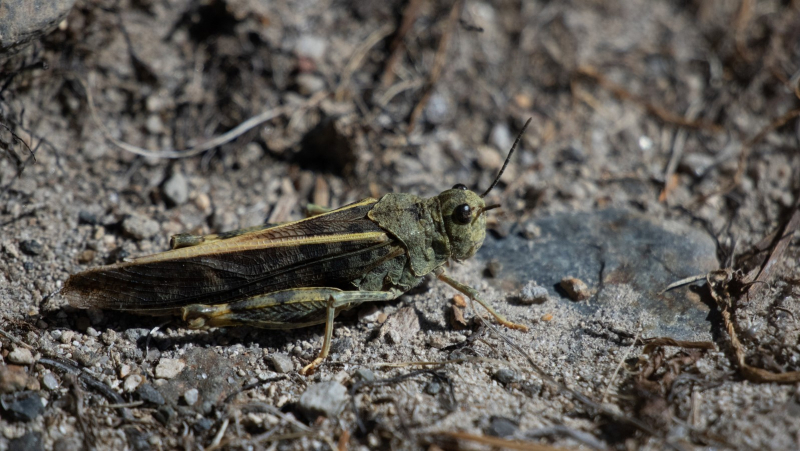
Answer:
xmin=181 ymin=288 xmax=397 ymax=375
xmin=437 ymin=269 xmax=529 ymax=332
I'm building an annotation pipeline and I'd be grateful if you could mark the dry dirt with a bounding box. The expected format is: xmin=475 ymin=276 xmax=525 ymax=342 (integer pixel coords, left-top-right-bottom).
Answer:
xmin=2 ymin=0 xmax=800 ymax=450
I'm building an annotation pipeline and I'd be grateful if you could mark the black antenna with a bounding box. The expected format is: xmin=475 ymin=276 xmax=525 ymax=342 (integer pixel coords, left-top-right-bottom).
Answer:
xmin=480 ymin=117 xmax=532 ymax=198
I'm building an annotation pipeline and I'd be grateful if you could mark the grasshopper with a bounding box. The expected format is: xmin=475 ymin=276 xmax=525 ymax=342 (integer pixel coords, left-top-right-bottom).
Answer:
xmin=63 ymin=118 xmax=531 ymax=375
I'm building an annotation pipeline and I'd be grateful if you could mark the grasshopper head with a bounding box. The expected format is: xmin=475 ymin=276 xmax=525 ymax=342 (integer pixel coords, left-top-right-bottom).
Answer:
xmin=438 ymin=117 xmax=532 ymax=262
xmin=438 ymin=185 xmax=491 ymax=261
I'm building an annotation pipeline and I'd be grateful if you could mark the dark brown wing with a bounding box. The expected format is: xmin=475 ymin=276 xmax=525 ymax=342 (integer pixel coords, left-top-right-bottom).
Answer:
xmin=63 ymin=199 xmax=401 ymax=311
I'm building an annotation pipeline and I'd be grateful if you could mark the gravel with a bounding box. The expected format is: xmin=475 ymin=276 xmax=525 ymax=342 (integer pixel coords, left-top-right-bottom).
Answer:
xmin=297 ymin=381 xmax=348 ymax=421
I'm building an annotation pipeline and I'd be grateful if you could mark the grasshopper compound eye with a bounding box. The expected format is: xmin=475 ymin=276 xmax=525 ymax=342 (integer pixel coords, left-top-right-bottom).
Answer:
xmin=452 ymin=183 xmax=468 ymax=190
xmin=453 ymin=203 xmax=472 ymax=224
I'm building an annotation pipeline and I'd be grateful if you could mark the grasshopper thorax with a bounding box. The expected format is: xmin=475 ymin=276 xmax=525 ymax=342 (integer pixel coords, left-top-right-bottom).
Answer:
xmin=436 ymin=185 xmax=488 ymax=262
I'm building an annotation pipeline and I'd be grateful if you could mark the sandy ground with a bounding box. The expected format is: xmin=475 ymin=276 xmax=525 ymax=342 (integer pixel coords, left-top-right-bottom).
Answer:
xmin=2 ymin=0 xmax=800 ymax=449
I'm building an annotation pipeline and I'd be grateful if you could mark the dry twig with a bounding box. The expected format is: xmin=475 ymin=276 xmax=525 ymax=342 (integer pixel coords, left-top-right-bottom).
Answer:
xmin=381 ymin=0 xmax=425 ymax=88
xmin=72 ymin=73 xmax=327 ymax=159
xmin=707 ymin=270 xmax=800 ymax=383
xmin=407 ymin=0 xmax=463 ymax=132
xmin=577 ymin=66 xmax=721 ymax=132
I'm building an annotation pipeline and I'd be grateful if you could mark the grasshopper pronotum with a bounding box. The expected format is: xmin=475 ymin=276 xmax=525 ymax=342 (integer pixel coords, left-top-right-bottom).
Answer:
xmin=63 ymin=118 xmax=532 ymax=375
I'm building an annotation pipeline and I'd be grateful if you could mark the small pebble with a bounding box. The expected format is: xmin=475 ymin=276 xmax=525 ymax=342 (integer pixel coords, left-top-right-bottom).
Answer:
xmin=425 ymin=381 xmax=442 ymax=395
xmin=122 ymin=215 xmax=160 ymax=240
xmin=8 ymin=347 xmax=36 ymax=365
xmin=136 ymin=383 xmax=165 ymax=405
xmin=297 ymin=381 xmax=348 ymax=421
xmin=354 ymin=367 xmax=375 ymax=383
xmin=145 ymin=115 xmax=164 ymax=134
xmin=521 ymin=222 xmax=541 ymax=239
xmin=560 ymin=277 xmax=591 ymax=301
xmin=86 ymin=327 xmax=100 ymax=337
xmin=493 ymin=368 xmax=517 ymax=385
xmin=101 ymin=329 xmax=117 ymax=345
xmin=358 ymin=305 xmax=382 ymax=322
xmin=268 ymin=353 xmax=294 ymax=373
xmin=487 ymin=416 xmax=518 ymax=438
xmin=295 ymin=35 xmax=327 ymax=60
xmin=194 ymin=193 xmax=211 ymax=211
xmin=424 ymin=92 xmax=450 ymax=124
xmin=123 ymin=328 xmax=150 ymax=343
xmin=119 ymin=364 xmax=132 ymax=379
xmin=489 ymin=123 xmax=512 ymax=152
xmin=78 ymin=210 xmax=100 ymax=225
xmin=148 ymin=434 xmax=163 ymax=447
xmin=2 ymin=241 xmax=20 ymax=258
xmin=73 ymin=350 xmax=97 ymax=367
xmin=155 ymin=358 xmax=185 ymax=379
xmin=77 ymin=249 xmax=96 ymax=264
xmin=19 ymin=240 xmax=43 ymax=256
xmin=122 ymin=374 xmax=144 ymax=393
xmin=163 ymin=172 xmax=189 ymax=206
xmin=155 ymin=405 xmax=175 ymax=426
xmin=183 ymin=388 xmax=199 ymax=406
xmin=296 ymin=73 xmax=325 ymax=95
xmin=59 ymin=330 xmax=75 ymax=344
xmin=427 ymin=336 xmax=448 ymax=349
xmin=42 ymin=373 xmax=59 ymax=390
xmin=520 ymin=281 xmax=549 ymax=305
xmin=194 ymin=418 xmax=214 ymax=433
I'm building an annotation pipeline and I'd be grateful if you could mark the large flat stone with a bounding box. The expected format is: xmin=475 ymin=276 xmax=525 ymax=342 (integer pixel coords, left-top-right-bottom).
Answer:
xmin=482 ymin=209 xmax=718 ymax=339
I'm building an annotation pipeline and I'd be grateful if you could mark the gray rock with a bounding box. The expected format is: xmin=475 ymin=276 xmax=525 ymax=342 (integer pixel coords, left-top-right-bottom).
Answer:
xmin=8 ymin=431 xmax=43 ymax=451
xmin=136 ymin=384 xmax=165 ymax=405
xmin=267 ymin=353 xmax=294 ymax=373
xmin=19 ymin=240 xmax=43 ymax=256
xmin=1 ymin=392 xmax=44 ymax=421
xmin=78 ymin=210 xmax=100 ymax=225
xmin=297 ymin=381 xmax=348 ymax=421
xmin=493 ymin=368 xmax=517 ymax=385
xmin=162 ymin=172 xmax=189 ymax=206
xmin=193 ymin=418 xmax=214 ymax=433
xmin=137 ymin=348 xmax=244 ymax=415
xmin=122 ymin=215 xmax=159 ymax=240
xmin=123 ymin=328 xmax=151 ymax=343
xmin=425 ymin=381 xmax=442 ymax=395
xmin=0 ymin=0 xmax=77 ymax=54
xmin=487 ymin=416 xmax=518 ymax=437
xmin=154 ymin=405 xmax=175 ymax=426
xmin=329 ymin=337 xmax=353 ymax=355
xmin=379 ymin=307 xmax=420 ymax=344
xmin=481 ymin=209 xmax=718 ymax=339
xmin=519 ymin=281 xmax=549 ymax=304
xmin=354 ymin=367 xmax=375 ymax=383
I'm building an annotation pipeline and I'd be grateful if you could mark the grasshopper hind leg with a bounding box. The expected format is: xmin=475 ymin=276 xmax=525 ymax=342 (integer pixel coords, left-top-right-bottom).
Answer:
xmin=181 ymin=288 xmax=397 ymax=375
xmin=437 ymin=270 xmax=529 ymax=332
